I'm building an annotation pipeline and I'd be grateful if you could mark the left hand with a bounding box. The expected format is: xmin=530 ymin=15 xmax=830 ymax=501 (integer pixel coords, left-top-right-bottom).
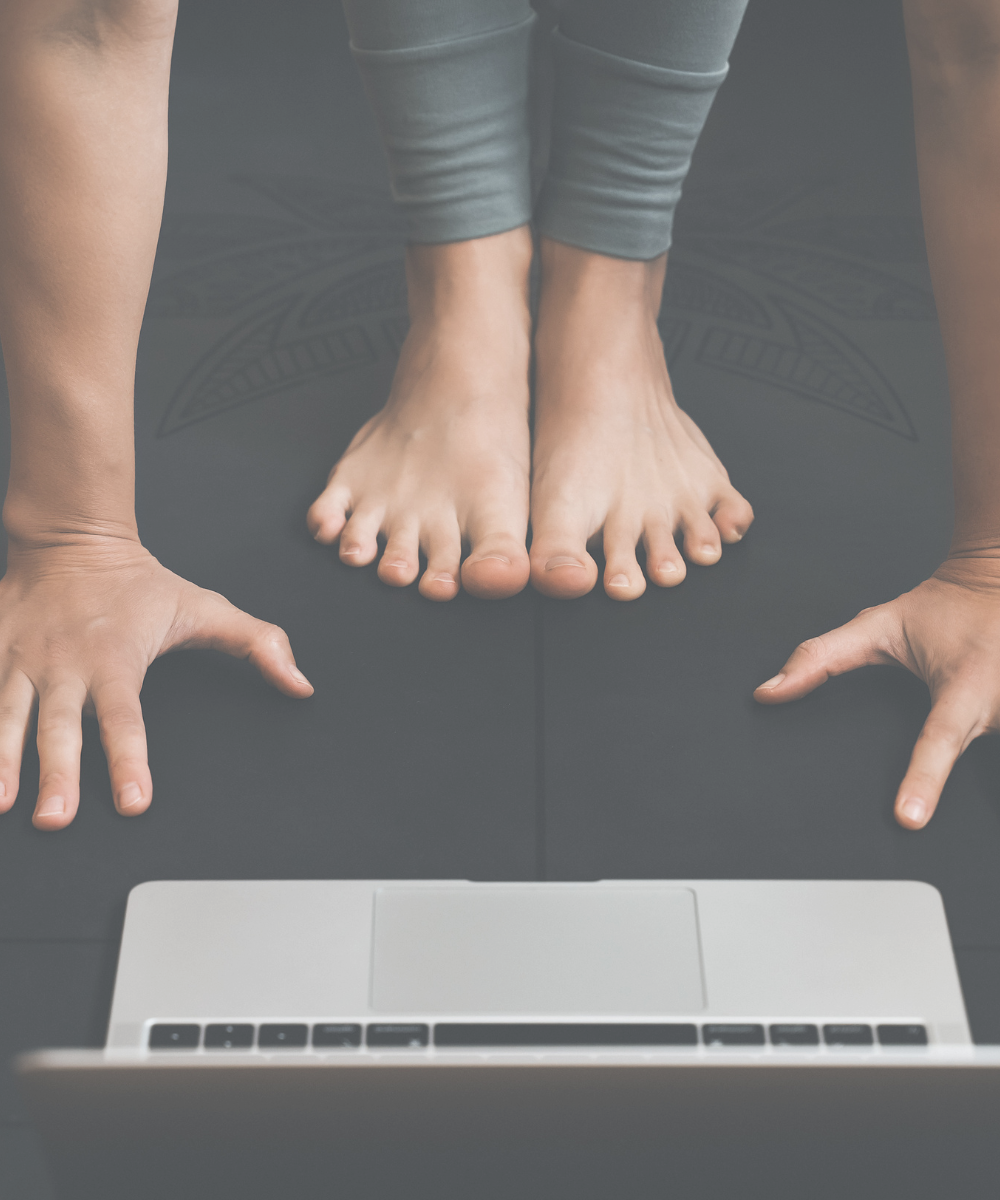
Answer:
xmin=754 ymin=557 xmax=1000 ymax=829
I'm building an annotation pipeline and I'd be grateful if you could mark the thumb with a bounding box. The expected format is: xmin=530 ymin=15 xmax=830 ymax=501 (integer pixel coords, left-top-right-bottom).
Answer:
xmin=179 ymin=592 xmax=314 ymax=698
xmin=754 ymin=607 xmax=892 ymax=705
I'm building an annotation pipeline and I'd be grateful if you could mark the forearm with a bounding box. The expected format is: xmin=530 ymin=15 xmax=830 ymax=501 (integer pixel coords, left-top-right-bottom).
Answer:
xmin=0 ymin=1 xmax=175 ymax=546
xmin=903 ymin=1 xmax=1000 ymax=557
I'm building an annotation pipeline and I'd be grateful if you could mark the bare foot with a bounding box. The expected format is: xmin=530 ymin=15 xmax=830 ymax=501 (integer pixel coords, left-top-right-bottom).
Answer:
xmin=308 ymin=228 xmax=533 ymax=601
xmin=529 ymin=238 xmax=754 ymax=601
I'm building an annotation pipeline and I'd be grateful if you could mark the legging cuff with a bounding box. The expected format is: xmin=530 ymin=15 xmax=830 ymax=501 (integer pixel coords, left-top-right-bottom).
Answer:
xmin=535 ymin=30 xmax=729 ymax=261
xmin=350 ymin=15 xmax=536 ymax=244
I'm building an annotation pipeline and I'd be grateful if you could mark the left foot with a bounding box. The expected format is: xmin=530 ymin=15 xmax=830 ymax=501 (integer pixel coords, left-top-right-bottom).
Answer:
xmin=529 ymin=238 xmax=754 ymax=600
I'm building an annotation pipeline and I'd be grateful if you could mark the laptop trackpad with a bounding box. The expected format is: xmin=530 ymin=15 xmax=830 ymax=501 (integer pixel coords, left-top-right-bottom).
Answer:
xmin=371 ymin=886 xmax=705 ymax=1014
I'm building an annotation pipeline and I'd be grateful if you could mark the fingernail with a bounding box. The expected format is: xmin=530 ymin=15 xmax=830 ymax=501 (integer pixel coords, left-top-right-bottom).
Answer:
xmin=608 ymin=573 xmax=630 ymax=587
xmin=545 ymin=556 xmax=583 ymax=571
xmin=37 ymin=795 xmax=65 ymax=816
xmin=901 ymin=797 xmax=926 ymax=824
xmin=758 ymin=673 xmax=785 ymax=690
xmin=290 ymin=667 xmax=311 ymax=687
xmin=118 ymin=783 xmax=143 ymax=811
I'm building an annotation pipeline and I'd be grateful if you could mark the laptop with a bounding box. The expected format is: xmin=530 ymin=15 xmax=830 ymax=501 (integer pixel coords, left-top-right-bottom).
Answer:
xmin=17 ymin=879 xmax=1000 ymax=1200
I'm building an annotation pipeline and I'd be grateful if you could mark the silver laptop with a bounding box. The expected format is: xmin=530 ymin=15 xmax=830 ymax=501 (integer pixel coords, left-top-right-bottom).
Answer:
xmin=17 ymin=879 xmax=1000 ymax=1200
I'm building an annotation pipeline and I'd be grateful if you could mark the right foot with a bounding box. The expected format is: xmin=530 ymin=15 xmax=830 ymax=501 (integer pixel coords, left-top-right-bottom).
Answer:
xmin=307 ymin=228 xmax=534 ymax=601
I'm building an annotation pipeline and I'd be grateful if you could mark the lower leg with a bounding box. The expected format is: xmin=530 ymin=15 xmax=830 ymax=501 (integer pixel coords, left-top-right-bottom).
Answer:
xmin=308 ymin=226 xmax=534 ymax=601
xmin=530 ymin=238 xmax=753 ymax=600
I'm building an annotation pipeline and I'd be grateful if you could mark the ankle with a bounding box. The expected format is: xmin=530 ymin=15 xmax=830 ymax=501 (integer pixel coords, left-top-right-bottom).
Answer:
xmin=405 ymin=226 xmax=534 ymax=325
xmin=538 ymin=237 xmax=666 ymax=316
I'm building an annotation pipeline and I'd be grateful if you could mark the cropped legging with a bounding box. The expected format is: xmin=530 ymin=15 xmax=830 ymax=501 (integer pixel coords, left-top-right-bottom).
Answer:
xmin=341 ymin=0 xmax=749 ymax=260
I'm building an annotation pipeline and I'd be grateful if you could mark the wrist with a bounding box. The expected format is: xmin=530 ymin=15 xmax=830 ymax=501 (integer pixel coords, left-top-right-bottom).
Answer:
xmin=3 ymin=496 xmax=140 ymax=554
xmin=935 ymin=549 xmax=1000 ymax=592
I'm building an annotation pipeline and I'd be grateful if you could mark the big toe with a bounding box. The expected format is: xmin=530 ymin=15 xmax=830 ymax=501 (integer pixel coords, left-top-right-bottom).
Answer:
xmin=529 ymin=519 xmax=598 ymax=598
xmin=462 ymin=534 xmax=530 ymax=600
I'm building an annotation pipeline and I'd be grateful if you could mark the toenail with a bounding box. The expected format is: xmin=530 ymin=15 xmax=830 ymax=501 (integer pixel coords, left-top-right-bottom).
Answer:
xmin=703 ymin=544 xmax=719 ymax=555
xmin=608 ymin=573 xmax=630 ymax=587
xmin=657 ymin=561 xmax=679 ymax=573
xmin=430 ymin=572 xmax=456 ymax=583
xmin=474 ymin=554 xmax=510 ymax=565
xmin=341 ymin=545 xmax=360 ymax=557
xmin=385 ymin=559 xmax=409 ymax=569
xmin=545 ymin=556 xmax=584 ymax=571
xmin=901 ymin=797 xmax=926 ymax=824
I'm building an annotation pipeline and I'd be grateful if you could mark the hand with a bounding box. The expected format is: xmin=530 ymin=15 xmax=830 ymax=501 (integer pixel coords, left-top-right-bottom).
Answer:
xmin=0 ymin=537 xmax=313 ymax=831
xmin=753 ymin=557 xmax=1000 ymax=829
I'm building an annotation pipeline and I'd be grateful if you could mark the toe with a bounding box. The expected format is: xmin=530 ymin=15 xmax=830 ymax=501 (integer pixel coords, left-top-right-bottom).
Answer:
xmin=529 ymin=512 xmax=599 ymax=599
xmin=338 ymin=508 xmax=383 ymax=567
xmin=643 ymin=518 xmax=687 ymax=588
xmin=603 ymin=521 xmax=645 ymax=601
xmin=681 ymin=509 xmax=722 ymax=566
xmin=378 ymin=522 xmax=420 ymax=588
xmin=712 ymin=491 xmax=754 ymax=544
xmin=307 ymin=481 xmax=352 ymax=544
xmin=419 ymin=520 xmax=462 ymax=602
xmin=463 ymin=533 xmax=530 ymax=600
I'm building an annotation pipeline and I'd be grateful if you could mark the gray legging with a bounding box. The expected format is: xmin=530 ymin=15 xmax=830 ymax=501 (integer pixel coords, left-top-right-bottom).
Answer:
xmin=342 ymin=0 xmax=749 ymax=260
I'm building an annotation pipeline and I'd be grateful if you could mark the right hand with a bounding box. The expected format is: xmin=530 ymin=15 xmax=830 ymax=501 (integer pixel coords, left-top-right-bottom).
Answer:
xmin=0 ymin=536 xmax=313 ymax=831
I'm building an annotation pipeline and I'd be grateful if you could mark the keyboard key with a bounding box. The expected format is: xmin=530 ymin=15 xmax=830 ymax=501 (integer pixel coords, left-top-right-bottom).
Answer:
xmin=366 ymin=1024 xmax=429 ymax=1048
xmin=434 ymin=1023 xmax=698 ymax=1047
xmin=702 ymin=1024 xmax=765 ymax=1046
xmin=313 ymin=1023 xmax=362 ymax=1048
xmin=149 ymin=1024 xmax=200 ymax=1049
xmin=823 ymin=1024 xmax=873 ymax=1046
xmin=204 ymin=1023 xmax=254 ymax=1049
xmin=258 ymin=1024 xmax=308 ymax=1048
xmin=877 ymin=1024 xmax=928 ymax=1046
xmin=769 ymin=1024 xmax=820 ymax=1046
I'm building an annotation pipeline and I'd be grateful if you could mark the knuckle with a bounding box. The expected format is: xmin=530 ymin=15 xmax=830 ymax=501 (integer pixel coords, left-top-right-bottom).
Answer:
xmin=0 ymin=703 xmax=26 ymax=726
xmin=795 ymin=636 xmax=826 ymax=663
xmin=252 ymin=623 xmax=288 ymax=653
xmin=98 ymin=702 xmax=144 ymax=734
xmin=919 ymin=719 xmax=964 ymax=749
xmin=37 ymin=705 xmax=83 ymax=733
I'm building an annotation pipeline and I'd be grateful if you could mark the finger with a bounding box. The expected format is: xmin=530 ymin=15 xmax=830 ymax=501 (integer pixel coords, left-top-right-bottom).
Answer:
xmin=894 ymin=690 xmax=982 ymax=830
xmin=186 ymin=595 xmax=314 ymax=698
xmin=33 ymin=679 xmax=87 ymax=831
xmin=0 ymin=672 xmax=36 ymax=814
xmin=92 ymin=677 xmax=153 ymax=817
xmin=754 ymin=608 xmax=891 ymax=705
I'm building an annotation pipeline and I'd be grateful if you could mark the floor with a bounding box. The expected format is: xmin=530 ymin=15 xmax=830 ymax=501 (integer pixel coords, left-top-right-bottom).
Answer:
xmin=4 ymin=1 xmax=1000 ymax=1194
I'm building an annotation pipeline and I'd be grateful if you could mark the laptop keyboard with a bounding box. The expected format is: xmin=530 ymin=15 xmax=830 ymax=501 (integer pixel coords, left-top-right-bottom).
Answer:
xmin=148 ymin=1021 xmax=929 ymax=1050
